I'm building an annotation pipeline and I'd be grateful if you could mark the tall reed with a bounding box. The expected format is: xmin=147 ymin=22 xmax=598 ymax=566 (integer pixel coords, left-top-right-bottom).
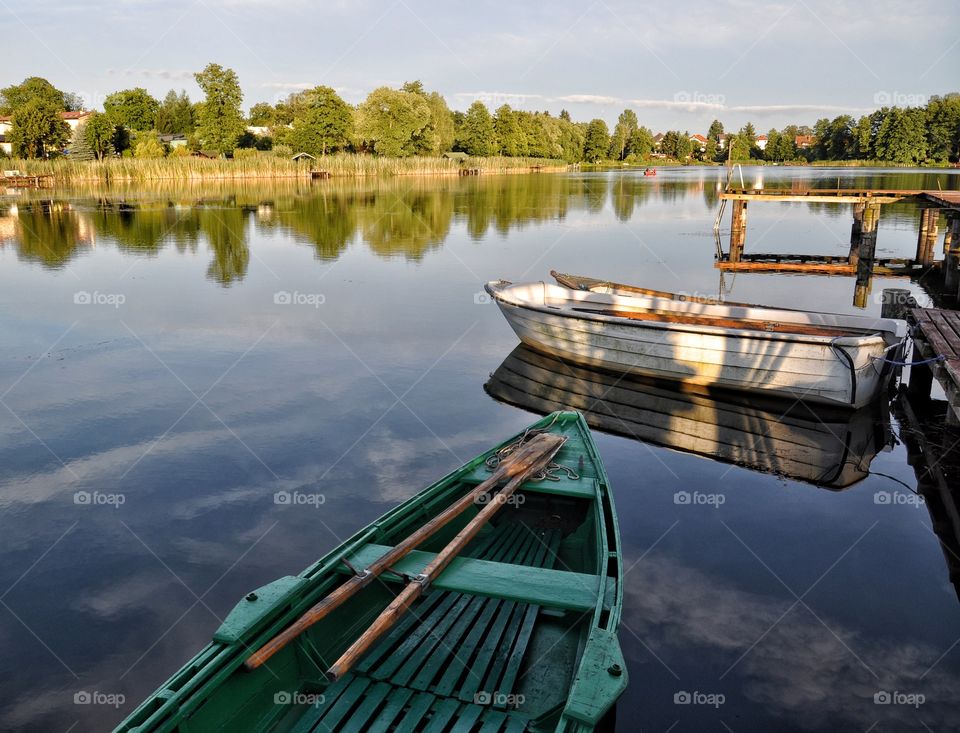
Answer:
xmin=4 ymin=153 xmax=569 ymax=183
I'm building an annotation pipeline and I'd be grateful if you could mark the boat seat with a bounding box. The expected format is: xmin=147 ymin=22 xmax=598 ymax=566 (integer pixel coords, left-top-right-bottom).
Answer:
xmin=291 ymin=522 xmax=562 ymax=732
xmin=340 ymin=541 xmax=608 ymax=613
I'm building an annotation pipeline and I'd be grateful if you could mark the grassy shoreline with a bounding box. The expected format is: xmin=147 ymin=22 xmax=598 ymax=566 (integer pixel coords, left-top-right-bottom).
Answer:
xmin=2 ymin=154 xmax=569 ymax=183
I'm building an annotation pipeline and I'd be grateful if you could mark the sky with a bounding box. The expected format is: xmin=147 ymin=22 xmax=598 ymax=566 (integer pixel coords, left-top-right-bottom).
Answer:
xmin=2 ymin=0 xmax=958 ymax=133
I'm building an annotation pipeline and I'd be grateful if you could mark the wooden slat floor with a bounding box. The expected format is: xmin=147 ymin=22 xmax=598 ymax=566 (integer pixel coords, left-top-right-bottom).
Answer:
xmin=294 ymin=521 xmax=563 ymax=733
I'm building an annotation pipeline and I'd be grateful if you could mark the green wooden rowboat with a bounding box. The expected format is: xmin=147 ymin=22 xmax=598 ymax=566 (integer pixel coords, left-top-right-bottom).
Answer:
xmin=116 ymin=411 xmax=625 ymax=733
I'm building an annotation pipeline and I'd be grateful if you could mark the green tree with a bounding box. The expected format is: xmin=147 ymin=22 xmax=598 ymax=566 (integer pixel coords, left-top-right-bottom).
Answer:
xmin=70 ymin=122 xmax=95 ymax=161
xmin=925 ymin=94 xmax=960 ymax=162
xmin=811 ymin=118 xmax=831 ymax=159
xmin=63 ymin=92 xmax=85 ymax=112
xmin=853 ymin=115 xmax=874 ymax=159
xmin=104 ymin=88 xmax=159 ymax=131
xmin=83 ymin=112 xmax=115 ymax=160
xmin=355 ymin=87 xmax=430 ymax=157
xmin=134 ymin=135 xmax=166 ymax=158
xmin=494 ymin=104 xmax=526 ymax=156
xmin=703 ymin=139 xmax=717 ymax=161
xmin=517 ymin=111 xmax=548 ymax=157
xmin=0 ymin=77 xmax=68 ymax=115
xmin=675 ymin=132 xmax=693 ymax=161
xmin=112 ymin=125 xmax=131 ymax=155
xmin=822 ymin=115 xmax=855 ymax=159
xmin=583 ymin=118 xmax=610 ymax=161
xmin=707 ymin=119 xmax=724 ymax=145
xmin=660 ymin=130 xmax=680 ymax=158
xmin=156 ymin=90 xmax=194 ymax=134
xmin=458 ymin=101 xmax=496 ymax=156
xmin=610 ymin=109 xmax=638 ymax=160
xmin=288 ymin=86 xmax=353 ymax=156
xmin=875 ymin=107 xmax=928 ymax=163
xmin=627 ymin=126 xmax=654 ymax=159
xmin=559 ymin=118 xmax=585 ymax=162
xmin=247 ymin=102 xmax=276 ymax=127
xmin=763 ymin=128 xmax=780 ymax=161
xmin=8 ymin=99 xmax=70 ymax=158
xmin=193 ymin=63 xmax=245 ymax=155
xmin=727 ymin=133 xmax=752 ymax=162
xmin=401 ymin=81 xmax=454 ymax=155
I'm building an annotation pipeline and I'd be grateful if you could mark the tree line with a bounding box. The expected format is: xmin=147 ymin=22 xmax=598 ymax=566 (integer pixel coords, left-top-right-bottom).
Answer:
xmin=1 ymin=66 xmax=958 ymax=165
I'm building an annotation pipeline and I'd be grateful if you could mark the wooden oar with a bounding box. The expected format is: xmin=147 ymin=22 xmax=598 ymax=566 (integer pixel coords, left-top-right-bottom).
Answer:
xmin=243 ymin=432 xmax=565 ymax=671
xmin=325 ymin=432 xmax=566 ymax=682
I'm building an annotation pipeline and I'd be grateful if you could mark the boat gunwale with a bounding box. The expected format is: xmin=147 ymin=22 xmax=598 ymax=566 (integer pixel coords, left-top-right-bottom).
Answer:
xmin=485 ymin=281 xmax=896 ymax=347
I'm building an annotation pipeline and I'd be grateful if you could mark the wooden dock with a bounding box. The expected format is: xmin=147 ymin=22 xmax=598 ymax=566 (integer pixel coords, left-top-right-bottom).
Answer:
xmin=1 ymin=173 xmax=53 ymax=189
xmin=714 ymin=186 xmax=960 ymax=306
xmin=908 ymin=306 xmax=960 ymax=425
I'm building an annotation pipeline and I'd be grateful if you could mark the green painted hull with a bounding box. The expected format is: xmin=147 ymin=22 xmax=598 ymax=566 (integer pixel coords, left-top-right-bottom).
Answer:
xmin=116 ymin=411 xmax=625 ymax=733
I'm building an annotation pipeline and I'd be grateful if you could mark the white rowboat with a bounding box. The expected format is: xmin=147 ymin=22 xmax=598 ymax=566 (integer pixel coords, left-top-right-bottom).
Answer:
xmin=484 ymin=279 xmax=907 ymax=408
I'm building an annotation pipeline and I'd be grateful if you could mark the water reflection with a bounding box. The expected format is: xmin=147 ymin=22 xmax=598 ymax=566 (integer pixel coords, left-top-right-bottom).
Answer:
xmin=0 ymin=202 xmax=95 ymax=268
xmin=2 ymin=167 xmax=960 ymax=732
xmin=486 ymin=345 xmax=891 ymax=488
xmin=2 ymin=170 xmax=957 ymax=287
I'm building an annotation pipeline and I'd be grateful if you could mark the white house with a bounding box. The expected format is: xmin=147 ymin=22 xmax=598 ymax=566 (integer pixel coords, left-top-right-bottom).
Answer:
xmin=0 ymin=110 xmax=93 ymax=156
xmin=0 ymin=118 xmax=12 ymax=156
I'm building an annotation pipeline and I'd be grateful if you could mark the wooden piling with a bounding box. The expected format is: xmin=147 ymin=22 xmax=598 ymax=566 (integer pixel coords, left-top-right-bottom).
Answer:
xmin=729 ymin=200 xmax=747 ymax=263
xmin=849 ymin=202 xmax=865 ymax=265
xmin=908 ymin=342 xmax=935 ymax=402
xmin=916 ymin=208 xmax=939 ymax=266
xmin=853 ymin=203 xmax=881 ymax=308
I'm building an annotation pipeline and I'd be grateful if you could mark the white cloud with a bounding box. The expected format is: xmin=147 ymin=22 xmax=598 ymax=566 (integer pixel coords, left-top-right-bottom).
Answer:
xmin=453 ymin=90 xmax=872 ymax=117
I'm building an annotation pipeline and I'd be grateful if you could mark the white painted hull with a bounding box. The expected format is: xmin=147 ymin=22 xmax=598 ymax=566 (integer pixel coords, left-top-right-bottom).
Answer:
xmin=486 ymin=281 xmax=907 ymax=408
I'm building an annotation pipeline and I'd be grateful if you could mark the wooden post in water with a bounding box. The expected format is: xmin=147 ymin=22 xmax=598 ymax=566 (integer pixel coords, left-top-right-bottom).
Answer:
xmin=854 ymin=203 xmax=881 ymax=309
xmin=849 ymin=202 xmax=865 ymax=265
xmin=943 ymin=214 xmax=960 ymax=297
xmin=916 ymin=208 xmax=939 ymax=267
xmin=729 ymin=200 xmax=747 ymax=263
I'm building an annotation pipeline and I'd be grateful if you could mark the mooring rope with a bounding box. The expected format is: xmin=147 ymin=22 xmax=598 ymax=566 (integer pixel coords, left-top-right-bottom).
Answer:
xmin=870 ymin=353 xmax=946 ymax=367
xmin=485 ymin=414 xmax=580 ymax=482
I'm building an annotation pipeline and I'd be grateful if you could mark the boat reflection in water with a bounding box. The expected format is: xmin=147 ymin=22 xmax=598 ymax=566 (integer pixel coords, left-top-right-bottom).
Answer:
xmin=486 ymin=345 xmax=892 ymax=489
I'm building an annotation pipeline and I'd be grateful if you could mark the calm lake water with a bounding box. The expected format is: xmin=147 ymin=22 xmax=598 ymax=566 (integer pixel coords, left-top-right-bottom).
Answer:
xmin=2 ymin=167 xmax=960 ymax=732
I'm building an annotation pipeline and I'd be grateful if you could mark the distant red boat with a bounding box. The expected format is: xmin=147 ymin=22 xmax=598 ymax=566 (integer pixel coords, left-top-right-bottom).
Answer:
xmin=644 ymin=167 xmax=657 ymax=176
